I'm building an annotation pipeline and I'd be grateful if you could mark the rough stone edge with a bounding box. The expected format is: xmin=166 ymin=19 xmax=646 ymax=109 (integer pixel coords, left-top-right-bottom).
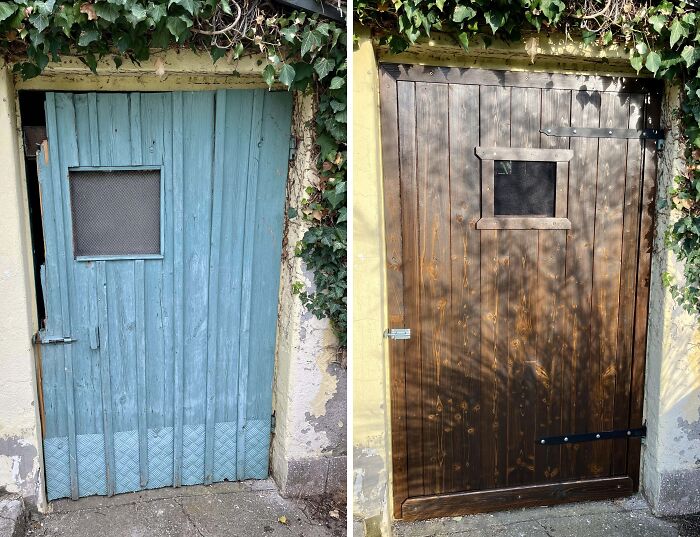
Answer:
xmin=277 ymin=456 xmax=347 ymax=499
xmin=0 ymin=494 xmax=27 ymax=537
xmin=649 ymin=468 xmax=700 ymax=517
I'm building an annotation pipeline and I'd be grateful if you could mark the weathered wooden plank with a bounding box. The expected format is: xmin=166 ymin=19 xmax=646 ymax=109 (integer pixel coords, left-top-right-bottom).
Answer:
xmin=237 ymin=90 xmax=264 ymax=479
xmin=535 ymin=89 xmax=571 ymax=485
xmin=479 ymin=84 xmax=510 ymax=490
xmin=171 ymin=91 xmax=185 ymax=487
xmin=243 ymin=90 xmax=293 ymax=478
xmin=627 ymin=93 xmax=661 ymax=488
xmin=396 ymin=80 xmax=424 ymax=499
xmin=134 ymin=259 xmax=149 ymax=488
xmin=447 ymin=83 xmax=481 ymax=493
xmin=476 ymin=217 xmax=571 ymax=230
xmin=401 ymin=476 xmax=634 ymax=521
xmin=588 ymin=91 xmax=629 ymax=479
xmin=380 ymin=68 xmax=409 ymax=511
xmin=563 ymin=90 xmax=600 ymax=480
xmin=203 ymin=90 xmax=227 ymax=485
xmin=96 ymin=261 xmax=115 ymax=495
xmin=476 ymin=147 xmax=573 ymax=161
xmin=383 ymin=63 xmax=663 ymax=94
xmin=414 ymin=81 xmax=450 ymax=495
xmin=612 ymin=93 xmax=644 ymax=476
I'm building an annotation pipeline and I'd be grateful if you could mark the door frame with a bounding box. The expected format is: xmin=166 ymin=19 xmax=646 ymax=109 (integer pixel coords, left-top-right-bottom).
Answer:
xmin=378 ymin=62 xmax=662 ymax=520
xmin=10 ymin=55 xmax=312 ymax=509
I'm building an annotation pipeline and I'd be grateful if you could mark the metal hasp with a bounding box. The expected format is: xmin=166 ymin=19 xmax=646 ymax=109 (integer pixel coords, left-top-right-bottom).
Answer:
xmin=274 ymin=0 xmax=344 ymax=21
xmin=385 ymin=328 xmax=411 ymax=340
xmin=32 ymin=332 xmax=77 ymax=345
xmin=541 ymin=126 xmax=664 ymax=140
xmin=538 ymin=425 xmax=646 ymax=446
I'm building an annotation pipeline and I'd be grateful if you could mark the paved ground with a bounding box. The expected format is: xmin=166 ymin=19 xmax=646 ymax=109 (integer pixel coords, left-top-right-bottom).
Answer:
xmin=25 ymin=480 xmax=345 ymax=537
xmin=0 ymin=494 xmax=27 ymax=537
xmin=393 ymin=495 xmax=700 ymax=537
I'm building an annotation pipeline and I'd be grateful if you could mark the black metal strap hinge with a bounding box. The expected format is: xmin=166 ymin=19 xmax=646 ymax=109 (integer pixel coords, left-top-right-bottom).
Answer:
xmin=541 ymin=127 xmax=664 ymax=140
xmin=538 ymin=425 xmax=646 ymax=446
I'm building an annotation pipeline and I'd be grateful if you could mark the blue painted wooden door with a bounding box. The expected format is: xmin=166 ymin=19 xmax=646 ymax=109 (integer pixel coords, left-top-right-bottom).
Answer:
xmin=37 ymin=91 xmax=292 ymax=500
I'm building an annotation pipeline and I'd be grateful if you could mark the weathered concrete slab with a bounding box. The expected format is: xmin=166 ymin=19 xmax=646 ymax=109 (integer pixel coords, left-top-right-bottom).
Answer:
xmin=393 ymin=495 xmax=683 ymax=537
xmin=0 ymin=494 xmax=26 ymax=537
xmin=26 ymin=481 xmax=342 ymax=537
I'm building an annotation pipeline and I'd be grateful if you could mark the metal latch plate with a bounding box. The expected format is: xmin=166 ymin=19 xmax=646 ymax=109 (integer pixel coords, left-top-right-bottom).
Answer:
xmin=541 ymin=126 xmax=664 ymax=140
xmin=385 ymin=328 xmax=411 ymax=340
xmin=538 ymin=425 xmax=646 ymax=446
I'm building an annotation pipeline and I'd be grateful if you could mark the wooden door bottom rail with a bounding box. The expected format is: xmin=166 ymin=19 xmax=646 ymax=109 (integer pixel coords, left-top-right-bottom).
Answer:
xmin=401 ymin=476 xmax=634 ymax=521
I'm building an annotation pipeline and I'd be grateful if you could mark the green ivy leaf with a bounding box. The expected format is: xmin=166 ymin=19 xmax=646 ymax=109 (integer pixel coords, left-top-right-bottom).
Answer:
xmin=457 ymin=31 xmax=469 ymax=50
xmin=645 ymin=50 xmax=662 ymax=74
xmin=648 ymin=14 xmax=667 ymax=33
xmin=313 ymin=56 xmax=335 ymax=79
xmin=484 ymin=10 xmax=505 ymax=34
xmin=630 ymin=54 xmax=643 ymax=73
xmin=300 ymin=29 xmax=323 ymax=57
xmin=540 ymin=0 xmax=565 ymax=23
xmin=682 ymin=44 xmax=699 ymax=67
xmin=280 ymin=26 xmax=297 ymax=43
xmin=94 ymin=2 xmax=120 ymax=22
xmin=78 ymin=29 xmax=100 ymax=46
xmin=670 ymin=18 xmax=689 ymax=47
xmin=166 ymin=15 xmax=190 ymax=41
xmin=29 ymin=12 xmax=49 ymax=32
xmin=452 ymin=5 xmax=476 ymax=23
xmin=0 ymin=3 xmax=16 ymax=22
xmin=329 ymin=76 xmax=344 ymax=89
xmin=279 ymin=63 xmax=296 ymax=87
xmin=169 ymin=0 xmax=197 ymax=15
xmin=262 ymin=63 xmax=276 ymax=87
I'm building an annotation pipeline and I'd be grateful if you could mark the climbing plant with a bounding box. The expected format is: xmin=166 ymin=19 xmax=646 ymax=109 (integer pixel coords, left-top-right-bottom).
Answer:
xmin=357 ymin=0 xmax=700 ymax=317
xmin=0 ymin=0 xmax=347 ymax=345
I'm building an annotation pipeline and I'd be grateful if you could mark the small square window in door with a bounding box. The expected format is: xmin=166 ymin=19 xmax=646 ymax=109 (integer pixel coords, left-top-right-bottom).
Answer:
xmin=69 ymin=168 xmax=162 ymax=259
xmin=494 ymin=160 xmax=556 ymax=216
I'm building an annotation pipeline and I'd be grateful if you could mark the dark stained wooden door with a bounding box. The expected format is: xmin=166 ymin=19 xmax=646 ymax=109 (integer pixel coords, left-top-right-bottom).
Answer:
xmin=379 ymin=64 xmax=661 ymax=520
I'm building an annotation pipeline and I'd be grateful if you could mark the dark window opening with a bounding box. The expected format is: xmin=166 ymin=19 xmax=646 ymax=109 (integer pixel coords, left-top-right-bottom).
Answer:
xmin=494 ymin=160 xmax=556 ymax=217
xmin=19 ymin=91 xmax=47 ymax=325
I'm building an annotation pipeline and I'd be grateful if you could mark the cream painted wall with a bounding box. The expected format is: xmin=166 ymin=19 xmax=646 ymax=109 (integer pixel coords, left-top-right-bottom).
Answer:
xmin=352 ymin=32 xmax=393 ymax=537
xmin=0 ymin=62 xmax=45 ymax=510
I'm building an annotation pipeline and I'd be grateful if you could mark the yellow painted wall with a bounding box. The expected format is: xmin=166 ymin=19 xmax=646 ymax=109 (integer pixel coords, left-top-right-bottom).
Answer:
xmin=352 ymin=30 xmax=393 ymax=537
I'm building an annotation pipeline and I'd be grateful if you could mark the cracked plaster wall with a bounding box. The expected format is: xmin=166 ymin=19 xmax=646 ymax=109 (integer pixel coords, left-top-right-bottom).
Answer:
xmin=642 ymin=83 xmax=700 ymax=516
xmin=0 ymin=63 xmax=45 ymax=510
xmin=270 ymin=92 xmax=347 ymax=498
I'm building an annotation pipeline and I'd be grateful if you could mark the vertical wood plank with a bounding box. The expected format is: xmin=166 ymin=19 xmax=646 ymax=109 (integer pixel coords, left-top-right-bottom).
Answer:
xmin=379 ymin=69 xmax=409 ymax=512
xmin=415 ymin=82 xmax=450 ymax=495
xmin=479 ymin=84 xmax=510 ymax=490
xmin=49 ymin=93 xmax=80 ymax=499
xmin=236 ymin=90 xmax=264 ymax=479
xmin=536 ymin=89 xmax=571 ymax=484
xmin=507 ymin=87 xmax=540 ymax=487
xmin=134 ymin=259 xmax=148 ymax=487
xmin=627 ymin=93 xmax=661 ymax=488
xmin=447 ymin=83 xmax=481 ymax=493
xmin=588 ymin=92 xmax=629 ymax=479
xmin=204 ymin=90 xmax=227 ymax=484
xmin=612 ymin=93 xmax=644 ymax=476
xmin=96 ymin=261 xmax=115 ymax=495
xmin=397 ymin=80 xmax=424 ymax=498
xmin=171 ymin=92 xmax=185 ymax=487
xmin=563 ymin=90 xmax=600 ymax=480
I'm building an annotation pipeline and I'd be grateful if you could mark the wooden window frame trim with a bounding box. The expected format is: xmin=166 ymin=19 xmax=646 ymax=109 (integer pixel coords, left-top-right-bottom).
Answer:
xmin=475 ymin=147 xmax=573 ymax=230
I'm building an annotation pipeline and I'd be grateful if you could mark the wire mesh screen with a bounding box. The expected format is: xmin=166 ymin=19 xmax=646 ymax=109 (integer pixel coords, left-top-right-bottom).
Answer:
xmin=69 ymin=169 xmax=161 ymax=257
xmin=494 ymin=160 xmax=556 ymax=216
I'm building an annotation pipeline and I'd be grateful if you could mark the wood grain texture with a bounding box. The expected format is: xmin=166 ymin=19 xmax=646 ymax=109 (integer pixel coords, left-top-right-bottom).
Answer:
xmin=381 ymin=65 xmax=658 ymax=518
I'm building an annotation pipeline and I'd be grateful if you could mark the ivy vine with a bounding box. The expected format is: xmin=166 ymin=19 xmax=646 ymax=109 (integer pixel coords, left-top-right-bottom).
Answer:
xmin=0 ymin=0 xmax=347 ymax=345
xmin=357 ymin=0 xmax=700 ymax=318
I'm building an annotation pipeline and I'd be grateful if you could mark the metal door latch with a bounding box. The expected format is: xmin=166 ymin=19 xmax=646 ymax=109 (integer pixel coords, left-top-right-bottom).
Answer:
xmin=32 ymin=332 xmax=77 ymax=345
xmin=384 ymin=328 xmax=411 ymax=340
xmin=538 ymin=425 xmax=646 ymax=445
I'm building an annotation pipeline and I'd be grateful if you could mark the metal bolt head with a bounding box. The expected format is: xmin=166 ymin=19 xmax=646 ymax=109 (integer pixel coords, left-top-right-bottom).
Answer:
xmin=540 ymin=439 xmax=545 ymax=445
xmin=627 ymin=430 xmax=632 ymax=436
xmin=608 ymin=130 xmax=613 ymax=135
xmin=564 ymin=437 xmax=569 ymax=442
xmin=596 ymin=434 xmax=601 ymax=439
xmin=547 ymin=128 xmax=551 ymax=133
xmin=573 ymin=129 xmax=577 ymax=134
